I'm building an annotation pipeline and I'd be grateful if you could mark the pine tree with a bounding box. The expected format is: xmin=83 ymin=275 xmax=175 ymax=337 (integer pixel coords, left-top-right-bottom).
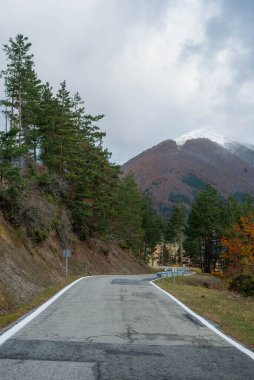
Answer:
xmin=241 ymin=195 xmax=254 ymax=216
xmin=113 ymin=175 xmax=145 ymax=252
xmin=165 ymin=205 xmax=186 ymax=265
xmin=223 ymin=195 xmax=243 ymax=229
xmin=0 ymin=127 xmax=25 ymax=217
xmin=141 ymin=194 xmax=163 ymax=261
xmin=38 ymin=80 xmax=120 ymax=237
xmin=1 ymin=34 xmax=42 ymax=158
xmin=186 ymin=185 xmax=224 ymax=273
xmin=0 ymin=127 xmax=23 ymax=186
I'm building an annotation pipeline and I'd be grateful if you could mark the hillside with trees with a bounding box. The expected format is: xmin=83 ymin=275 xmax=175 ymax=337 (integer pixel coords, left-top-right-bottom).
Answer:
xmin=0 ymin=34 xmax=163 ymax=249
xmin=121 ymin=137 xmax=254 ymax=216
xmin=0 ymin=35 xmax=162 ymax=313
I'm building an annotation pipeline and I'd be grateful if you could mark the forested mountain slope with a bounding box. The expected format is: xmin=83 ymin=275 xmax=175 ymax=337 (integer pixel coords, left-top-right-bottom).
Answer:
xmin=122 ymin=133 xmax=254 ymax=215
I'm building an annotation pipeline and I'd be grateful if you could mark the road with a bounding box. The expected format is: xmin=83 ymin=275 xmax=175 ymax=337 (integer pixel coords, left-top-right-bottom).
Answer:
xmin=0 ymin=274 xmax=253 ymax=379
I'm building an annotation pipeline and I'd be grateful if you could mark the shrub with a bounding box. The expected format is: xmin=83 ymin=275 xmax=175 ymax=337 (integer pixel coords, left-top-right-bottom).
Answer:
xmin=101 ymin=247 xmax=109 ymax=257
xmin=15 ymin=186 xmax=58 ymax=242
xmin=227 ymin=274 xmax=254 ymax=297
xmin=33 ymin=227 xmax=49 ymax=242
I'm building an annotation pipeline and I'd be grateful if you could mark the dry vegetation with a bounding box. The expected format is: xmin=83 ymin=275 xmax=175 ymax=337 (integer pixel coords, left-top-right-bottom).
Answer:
xmin=0 ymin=275 xmax=83 ymax=330
xmin=0 ymin=210 xmax=152 ymax=330
xmin=157 ymin=271 xmax=254 ymax=349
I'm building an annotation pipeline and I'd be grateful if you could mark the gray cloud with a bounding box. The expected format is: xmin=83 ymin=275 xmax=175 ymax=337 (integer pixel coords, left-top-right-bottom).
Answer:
xmin=1 ymin=0 xmax=254 ymax=163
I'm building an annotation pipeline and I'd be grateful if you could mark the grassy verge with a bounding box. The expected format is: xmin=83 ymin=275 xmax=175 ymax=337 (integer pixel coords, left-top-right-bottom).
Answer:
xmin=157 ymin=271 xmax=254 ymax=349
xmin=0 ymin=275 xmax=84 ymax=331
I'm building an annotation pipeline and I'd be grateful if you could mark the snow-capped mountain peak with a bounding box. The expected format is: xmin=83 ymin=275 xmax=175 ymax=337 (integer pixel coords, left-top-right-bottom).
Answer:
xmin=175 ymin=128 xmax=230 ymax=147
xmin=174 ymin=128 xmax=254 ymax=166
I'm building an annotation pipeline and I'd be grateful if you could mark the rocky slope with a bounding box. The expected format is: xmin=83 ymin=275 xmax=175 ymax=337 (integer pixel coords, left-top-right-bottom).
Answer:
xmin=122 ymin=130 xmax=254 ymax=215
xmin=0 ymin=213 xmax=151 ymax=314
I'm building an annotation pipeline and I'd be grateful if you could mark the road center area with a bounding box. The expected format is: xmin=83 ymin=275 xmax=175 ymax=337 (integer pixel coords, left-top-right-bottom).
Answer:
xmin=0 ymin=275 xmax=253 ymax=379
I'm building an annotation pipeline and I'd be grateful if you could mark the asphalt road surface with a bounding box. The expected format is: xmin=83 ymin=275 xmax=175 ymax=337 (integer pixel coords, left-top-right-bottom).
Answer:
xmin=0 ymin=274 xmax=253 ymax=379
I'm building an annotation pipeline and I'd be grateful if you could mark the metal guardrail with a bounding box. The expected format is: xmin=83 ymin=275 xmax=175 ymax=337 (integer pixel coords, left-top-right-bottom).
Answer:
xmin=157 ymin=267 xmax=192 ymax=279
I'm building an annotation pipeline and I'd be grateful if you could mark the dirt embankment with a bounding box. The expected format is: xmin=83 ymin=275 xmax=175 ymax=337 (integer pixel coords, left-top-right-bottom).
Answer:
xmin=0 ymin=213 xmax=151 ymax=313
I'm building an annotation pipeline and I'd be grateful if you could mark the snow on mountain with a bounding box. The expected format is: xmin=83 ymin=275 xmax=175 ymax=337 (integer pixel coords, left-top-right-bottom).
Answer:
xmin=122 ymin=127 xmax=254 ymax=216
xmin=175 ymin=128 xmax=233 ymax=147
xmin=175 ymin=128 xmax=254 ymax=166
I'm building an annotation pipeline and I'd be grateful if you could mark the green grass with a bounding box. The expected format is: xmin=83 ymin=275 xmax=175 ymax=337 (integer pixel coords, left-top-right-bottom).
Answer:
xmin=0 ymin=275 xmax=84 ymax=331
xmin=157 ymin=272 xmax=254 ymax=349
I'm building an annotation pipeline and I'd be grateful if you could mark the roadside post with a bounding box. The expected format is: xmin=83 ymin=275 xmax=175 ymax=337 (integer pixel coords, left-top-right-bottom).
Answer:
xmin=173 ymin=267 xmax=177 ymax=284
xmin=84 ymin=260 xmax=89 ymax=274
xmin=63 ymin=249 xmax=72 ymax=276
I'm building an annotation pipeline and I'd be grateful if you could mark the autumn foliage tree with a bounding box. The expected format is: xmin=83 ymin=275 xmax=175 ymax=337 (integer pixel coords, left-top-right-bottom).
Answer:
xmin=221 ymin=215 xmax=254 ymax=276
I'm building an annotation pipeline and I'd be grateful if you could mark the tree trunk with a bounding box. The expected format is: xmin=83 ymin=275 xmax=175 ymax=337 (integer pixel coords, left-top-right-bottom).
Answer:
xmin=18 ymin=92 xmax=22 ymax=146
xmin=5 ymin=105 xmax=8 ymax=132
xmin=10 ymin=97 xmax=14 ymax=129
xmin=199 ymin=238 xmax=203 ymax=272
xmin=203 ymin=236 xmax=213 ymax=273
xmin=179 ymin=239 xmax=183 ymax=266
xmin=33 ymin=126 xmax=37 ymax=162
xmin=143 ymin=244 xmax=147 ymax=262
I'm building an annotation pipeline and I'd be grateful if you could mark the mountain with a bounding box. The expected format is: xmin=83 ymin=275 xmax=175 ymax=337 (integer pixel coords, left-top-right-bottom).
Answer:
xmin=121 ymin=129 xmax=254 ymax=215
xmin=176 ymin=128 xmax=254 ymax=166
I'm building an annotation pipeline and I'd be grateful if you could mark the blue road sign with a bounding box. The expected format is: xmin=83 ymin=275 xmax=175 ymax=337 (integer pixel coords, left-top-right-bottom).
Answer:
xmin=63 ymin=249 xmax=71 ymax=257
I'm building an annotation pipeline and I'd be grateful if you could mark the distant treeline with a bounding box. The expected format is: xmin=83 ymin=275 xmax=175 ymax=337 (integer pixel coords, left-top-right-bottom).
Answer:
xmin=164 ymin=185 xmax=254 ymax=294
xmin=0 ymin=34 xmax=162 ymax=257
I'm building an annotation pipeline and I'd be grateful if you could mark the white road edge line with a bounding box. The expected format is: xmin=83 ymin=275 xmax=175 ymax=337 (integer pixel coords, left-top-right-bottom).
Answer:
xmin=0 ymin=276 xmax=92 ymax=347
xmin=150 ymin=280 xmax=254 ymax=361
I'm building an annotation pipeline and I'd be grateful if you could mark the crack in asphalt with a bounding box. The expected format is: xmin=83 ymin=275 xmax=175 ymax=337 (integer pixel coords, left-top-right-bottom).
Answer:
xmin=1 ymin=339 xmax=253 ymax=379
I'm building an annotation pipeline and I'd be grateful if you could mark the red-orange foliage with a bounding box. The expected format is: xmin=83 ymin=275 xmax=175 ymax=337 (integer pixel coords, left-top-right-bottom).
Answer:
xmin=221 ymin=215 xmax=254 ymax=276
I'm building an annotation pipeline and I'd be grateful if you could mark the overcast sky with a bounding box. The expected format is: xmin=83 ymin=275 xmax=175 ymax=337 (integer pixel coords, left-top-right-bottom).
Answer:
xmin=1 ymin=0 xmax=254 ymax=163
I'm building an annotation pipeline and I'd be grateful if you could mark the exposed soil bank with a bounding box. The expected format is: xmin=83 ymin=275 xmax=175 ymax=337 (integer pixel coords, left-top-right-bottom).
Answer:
xmin=0 ymin=213 xmax=151 ymax=314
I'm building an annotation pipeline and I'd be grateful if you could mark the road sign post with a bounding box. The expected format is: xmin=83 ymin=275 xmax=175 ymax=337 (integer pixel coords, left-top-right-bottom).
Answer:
xmin=84 ymin=260 xmax=89 ymax=274
xmin=173 ymin=267 xmax=177 ymax=284
xmin=63 ymin=249 xmax=72 ymax=276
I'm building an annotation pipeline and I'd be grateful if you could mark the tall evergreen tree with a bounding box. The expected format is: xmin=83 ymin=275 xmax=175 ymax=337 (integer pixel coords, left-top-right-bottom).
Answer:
xmin=0 ymin=127 xmax=24 ymax=186
xmin=113 ymin=175 xmax=145 ymax=252
xmin=141 ymin=194 xmax=163 ymax=261
xmin=223 ymin=195 xmax=243 ymax=230
xmin=0 ymin=127 xmax=25 ymax=217
xmin=165 ymin=204 xmax=186 ymax=264
xmin=1 ymin=34 xmax=42 ymax=157
xmin=241 ymin=194 xmax=254 ymax=216
xmin=186 ymin=185 xmax=224 ymax=273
